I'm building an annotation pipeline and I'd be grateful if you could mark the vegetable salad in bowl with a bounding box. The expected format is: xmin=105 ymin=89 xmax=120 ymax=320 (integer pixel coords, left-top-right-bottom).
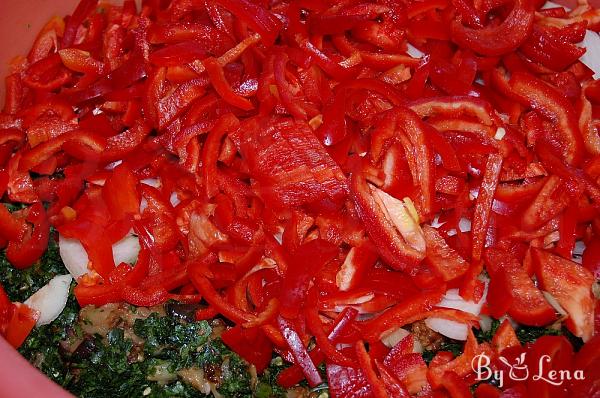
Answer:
xmin=0 ymin=0 xmax=599 ymax=397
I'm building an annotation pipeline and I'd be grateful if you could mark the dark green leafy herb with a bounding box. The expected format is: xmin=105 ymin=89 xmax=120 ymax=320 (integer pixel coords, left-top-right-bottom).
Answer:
xmin=515 ymin=325 xmax=561 ymax=344
xmin=475 ymin=319 xmax=501 ymax=343
xmin=0 ymin=234 xmax=65 ymax=302
xmin=422 ymin=339 xmax=464 ymax=364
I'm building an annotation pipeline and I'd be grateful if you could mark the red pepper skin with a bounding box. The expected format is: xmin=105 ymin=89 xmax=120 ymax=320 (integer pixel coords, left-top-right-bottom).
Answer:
xmin=350 ymin=172 xmax=426 ymax=272
xmin=582 ymin=237 xmax=600 ymax=279
xmin=532 ymin=248 xmax=596 ymax=341
xmin=236 ymin=118 xmax=348 ymax=212
xmin=74 ymin=283 xmax=121 ymax=307
xmin=102 ymin=163 xmax=140 ymax=222
xmin=0 ymin=285 xmax=13 ymax=336
xmin=485 ymin=249 xmax=556 ymax=326
xmin=327 ymin=362 xmax=372 ymax=398
xmin=0 ymin=205 xmax=26 ymax=242
xmin=280 ymin=239 xmax=338 ymax=319
xmin=474 ymin=384 xmax=502 ymax=398
xmin=212 ymin=0 xmax=282 ymax=45
xmin=62 ymin=0 xmax=98 ymax=48
xmin=491 ymin=318 xmax=520 ymax=354
xmin=355 ymin=341 xmax=388 ymax=398
xmin=423 ymin=225 xmax=469 ymax=282
xmin=202 ymin=114 xmax=240 ymax=199
xmin=203 ymin=57 xmax=253 ymax=111
xmin=471 ymin=153 xmax=502 ymax=262
xmin=509 ymin=71 xmax=584 ymax=166
xmin=148 ymin=42 xmax=208 ymax=67
xmin=4 ymin=303 xmax=38 ymax=349
xmin=6 ymin=203 xmax=50 ymax=269
xmin=451 ymin=0 xmax=534 ymax=56
xmin=519 ymin=24 xmax=586 ymax=71
xmin=221 ymin=325 xmax=273 ymax=373
xmin=525 ymin=336 xmax=573 ymax=398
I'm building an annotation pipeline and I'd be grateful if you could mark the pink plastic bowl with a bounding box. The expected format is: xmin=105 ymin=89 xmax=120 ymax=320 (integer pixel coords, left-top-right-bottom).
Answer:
xmin=0 ymin=4 xmax=77 ymax=397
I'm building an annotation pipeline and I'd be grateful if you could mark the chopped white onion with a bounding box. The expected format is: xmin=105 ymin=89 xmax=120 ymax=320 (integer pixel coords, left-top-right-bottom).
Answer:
xmin=406 ymin=43 xmax=424 ymax=58
xmin=494 ymin=127 xmax=506 ymax=140
xmin=59 ymin=235 xmax=90 ymax=279
xmin=479 ymin=314 xmax=493 ymax=333
xmin=580 ymin=30 xmax=600 ymax=80
xmin=59 ymin=233 xmax=140 ymax=279
xmin=24 ymin=275 xmax=72 ymax=326
xmin=112 ymin=234 xmax=141 ymax=266
xmin=169 ymin=192 xmax=181 ymax=207
xmin=141 ymin=178 xmax=161 ymax=188
xmin=381 ymin=327 xmax=411 ymax=348
xmin=425 ymin=283 xmax=488 ymax=341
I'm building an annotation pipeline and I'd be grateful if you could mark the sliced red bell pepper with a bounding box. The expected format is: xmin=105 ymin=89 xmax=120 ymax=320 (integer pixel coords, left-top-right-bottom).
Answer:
xmin=451 ymin=0 xmax=534 ymax=56
xmin=0 ymin=285 xmax=13 ymax=336
xmin=583 ymin=237 xmax=600 ymax=279
xmin=532 ymin=248 xmax=596 ymax=342
xmin=6 ymin=203 xmax=50 ymax=269
xmin=423 ymin=225 xmax=469 ymax=282
xmin=491 ymin=318 xmax=520 ymax=354
xmin=327 ymin=361 xmax=372 ymax=398
xmin=0 ymin=204 xmax=26 ymax=242
xmin=525 ymin=335 xmax=574 ymax=398
xmin=355 ymin=340 xmax=388 ymax=398
xmin=519 ymin=24 xmax=586 ymax=71
xmin=102 ymin=163 xmax=140 ymax=222
xmin=62 ymin=0 xmax=98 ymax=48
xmin=362 ymin=290 xmax=443 ymax=341
xmin=280 ymin=239 xmax=338 ymax=319
xmin=4 ymin=303 xmax=38 ymax=349
xmin=484 ymin=248 xmax=556 ymax=326
xmin=222 ymin=325 xmax=273 ymax=373
xmin=201 ymin=114 xmax=240 ymax=199
xmin=471 ymin=153 xmax=502 ymax=262
xmin=509 ymin=71 xmax=584 ymax=166
xmin=203 ymin=57 xmax=253 ymax=111
xmin=521 ymin=175 xmax=571 ymax=231
xmin=212 ymin=0 xmax=282 ymax=45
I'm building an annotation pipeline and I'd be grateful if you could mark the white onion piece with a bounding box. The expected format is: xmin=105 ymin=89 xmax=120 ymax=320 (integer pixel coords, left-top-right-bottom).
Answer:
xmin=426 ymin=284 xmax=488 ymax=341
xmin=459 ymin=218 xmax=472 ymax=233
xmin=112 ymin=234 xmax=141 ymax=266
xmin=479 ymin=314 xmax=493 ymax=333
xmin=542 ymin=291 xmax=568 ymax=316
xmin=24 ymin=275 xmax=72 ymax=326
xmin=406 ymin=43 xmax=424 ymax=58
xmin=580 ymin=30 xmax=600 ymax=80
xmin=59 ymin=233 xmax=140 ymax=279
xmin=169 ymin=192 xmax=181 ymax=207
xmin=381 ymin=327 xmax=411 ymax=348
xmin=141 ymin=178 xmax=161 ymax=188
xmin=59 ymin=235 xmax=90 ymax=279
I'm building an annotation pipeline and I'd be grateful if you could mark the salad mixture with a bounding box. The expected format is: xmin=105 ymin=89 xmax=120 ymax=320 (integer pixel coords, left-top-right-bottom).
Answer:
xmin=0 ymin=0 xmax=600 ymax=397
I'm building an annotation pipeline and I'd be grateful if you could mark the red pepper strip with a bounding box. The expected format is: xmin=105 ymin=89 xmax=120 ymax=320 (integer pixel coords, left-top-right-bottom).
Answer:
xmin=374 ymin=361 xmax=411 ymax=398
xmin=222 ymin=325 xmax=273 ymax=373
xmin=202 ymin=113 xmax=240 ymax=199
xmin=0 ymin=204 xmax=26 ymax=241
xmin=23 ymin=54 xmax=71 ymax=91
xmin=485 ymin=248 xmax=556 ymax=326
xmin=423 ymin=225 xmax=469 ymax=282
xmin=101 ymin=121 xmax=151 ymax=163
xmin=120 ymin=285 xmax=169 ymax=307
xmin=407 ymin=0 xmax=448 ymax=18
xmin=212 ymin=0 xmax=281 ymax=45
xmin=0 ymin=285 xmax=13 ymax=335
xmin=491 ymin=318 xmax=520 ymax=354
xmin=474 ymin=384 xmax=502 ymax=398
xmin=532 ymin=248 xmax=595 ymax=341
xmin=149 ymin=42 xmax=208 ymax=66
xmin=277 ymin=316 xmax=323 ymax=387
xmin=203 ymin=57 xmax=253 ymax=111
xmin=74 ymin=283 xmax=121 ymax=307
xmin=519 ymin=24 xmax=585 ymax=72
xmin=350 ymin=172 xmax=425 ymax=272
xmin=58 ymin=49 xmax=106 ymax=75
xmin=425 ymin=127 xmax=462 ymax=173
xmin=509 ymin=71 xmax=583 ymax=166
xmin=188 ymin=263 xmax=255 ymax=324
xmin=305 ymin=291 xmax=354 ymax=367
xmin=62 ymin=0 xmax=98 ymax=48
xmin=6 ymin=203 xmax=50 ymax=269
xmin=471 ymin=153 xmax=502 ymax=262
xmin=555 ymin=199 xmax=578 ymax=259
xmin=440 ymin=371 xmax=471 ymax=398
xmin=4 ymin=303 xmax=39 ymax=349
xmin=326 ymin=361 xmax=372 ymax=398
xmin=273 ymin=51 xmax=307 ymax=120
xmin=299 ymin=39 xmax=360 ymax=82
xmin=242 ymin=298 xmax=279 ymax=328
xmin=19 ymin=130 xmax=106 ymax=171
xmin=361 ymin=290 xmax=444 ymax=341
xmin=102 ymin=163 xmax=140 ymax=222
xmin=355 ymin=341 xmax=388 ymax=398
xmin=280 ymin=239 xmax=338 ymax=319
xmin=451 ymin=0 xmax=534 ymax=56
